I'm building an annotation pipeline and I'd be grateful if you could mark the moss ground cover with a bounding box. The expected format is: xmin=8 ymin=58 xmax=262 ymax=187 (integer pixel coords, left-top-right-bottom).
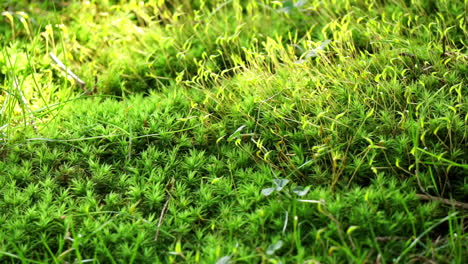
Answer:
xmin=1 ymin=0 xmax=467 ymax=263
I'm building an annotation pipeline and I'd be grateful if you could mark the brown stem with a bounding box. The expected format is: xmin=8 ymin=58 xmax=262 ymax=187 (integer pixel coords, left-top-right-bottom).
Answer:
xmin=416 ymin=194 xmax=468 ymax=210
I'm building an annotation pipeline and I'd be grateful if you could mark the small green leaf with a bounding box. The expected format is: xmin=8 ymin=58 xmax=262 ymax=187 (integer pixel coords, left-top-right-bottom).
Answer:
xmin=366 ymin=108 xmax=374 ymax=119
xmin=216 ymin=256 xmax=231 ymax=264
xmin=175 ymin=240 xmax=182 ymax=254
xmin=346 ymin=225 xmax=360 ymax=236
xmin=273 ymin=178 xmax=289 ymax=191
xmin=261 ymin=187 xmax=275 ymax=196
xmin=292 ymin=186 xmax=310 ymax=196
xmin=266 ymin=240 xmax=284 ymax=255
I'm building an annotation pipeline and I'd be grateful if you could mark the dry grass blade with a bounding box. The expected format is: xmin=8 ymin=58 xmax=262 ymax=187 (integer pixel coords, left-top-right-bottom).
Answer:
xmin=155 ymin=198 xmax=170 ymax=241
xmin=49 ymin=52 xmax=86 ymax=88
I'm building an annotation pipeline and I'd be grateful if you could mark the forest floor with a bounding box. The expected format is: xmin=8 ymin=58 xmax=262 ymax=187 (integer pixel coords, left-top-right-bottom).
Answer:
xmin=0 ymin=0 xmax=467 ymax=263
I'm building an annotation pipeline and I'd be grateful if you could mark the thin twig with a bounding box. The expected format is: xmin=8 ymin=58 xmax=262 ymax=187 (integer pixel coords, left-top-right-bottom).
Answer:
xmin=416 ymin=194 xmax=468 ymax=210
xmin=155 ymin=198 xmax=170 ymax=241
xmin=375 ymin=236 xmax=407 ymax=242
xmin=49 ymin=52 xmax=86 ymax=88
